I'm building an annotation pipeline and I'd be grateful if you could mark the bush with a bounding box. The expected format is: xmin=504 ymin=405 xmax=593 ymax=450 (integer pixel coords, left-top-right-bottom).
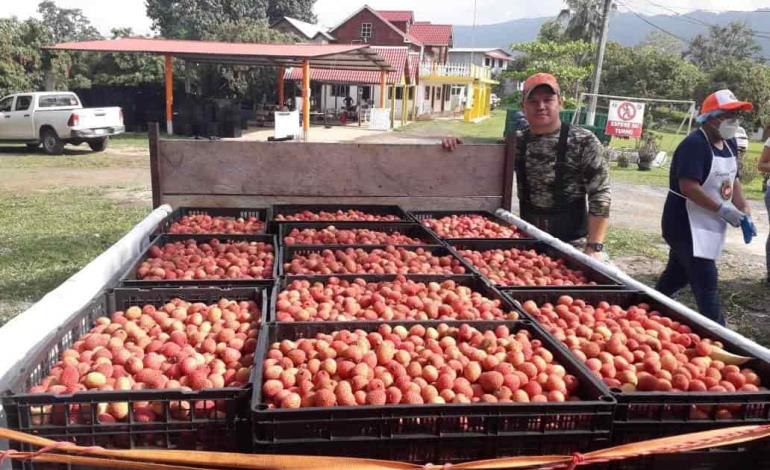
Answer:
xmin=738 ymin=151 xmax=760 ymax=185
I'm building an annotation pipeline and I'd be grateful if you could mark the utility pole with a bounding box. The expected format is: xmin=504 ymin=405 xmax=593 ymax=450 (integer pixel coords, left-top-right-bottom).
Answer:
xmin=586 ymin=0 xmax=612 ymax=126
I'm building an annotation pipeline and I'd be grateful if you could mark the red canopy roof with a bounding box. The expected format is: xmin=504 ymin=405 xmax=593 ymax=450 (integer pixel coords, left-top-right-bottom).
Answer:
xmin=409 ymin=24 xmax=453 ymax=46
xmin=485 ymin=50 xmax=513 ymax=61
xmin=46 ymin=37 xmax=391 ymax=71
xmin=285 ymin=46 xmax=409 ymax=85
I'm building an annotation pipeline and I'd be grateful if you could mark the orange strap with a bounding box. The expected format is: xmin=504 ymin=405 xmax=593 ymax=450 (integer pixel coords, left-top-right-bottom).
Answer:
xmin=1 ymin=424 xmax=769 ymax=470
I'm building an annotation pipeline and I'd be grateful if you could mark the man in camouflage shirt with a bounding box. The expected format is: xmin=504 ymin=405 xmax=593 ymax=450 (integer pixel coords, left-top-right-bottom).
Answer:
xmin=516 ymin=73 xmax=610 ymax=257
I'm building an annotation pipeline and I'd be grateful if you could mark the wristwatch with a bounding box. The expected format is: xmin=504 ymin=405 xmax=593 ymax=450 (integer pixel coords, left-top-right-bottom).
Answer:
xmin=586 ymin=242 xmax=604 ymax=252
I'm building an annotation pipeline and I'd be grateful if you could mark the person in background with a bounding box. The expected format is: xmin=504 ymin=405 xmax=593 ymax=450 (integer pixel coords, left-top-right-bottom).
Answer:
xmin=443 ymin=73 xmax=611 ymax=259
xmin=758 ymin=136 xmax=770 ymax=283
xmin=655 ymin=89 xmax=754 ymax=325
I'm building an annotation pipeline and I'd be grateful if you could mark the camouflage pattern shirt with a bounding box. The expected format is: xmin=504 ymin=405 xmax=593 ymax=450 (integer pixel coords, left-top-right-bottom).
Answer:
xmin=516 ymin=125 xmax=611 ymax=217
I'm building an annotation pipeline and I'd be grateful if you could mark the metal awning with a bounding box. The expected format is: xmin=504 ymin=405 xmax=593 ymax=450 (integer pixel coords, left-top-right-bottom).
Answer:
xmin=45 ymin=38 xmax=393 ymax=71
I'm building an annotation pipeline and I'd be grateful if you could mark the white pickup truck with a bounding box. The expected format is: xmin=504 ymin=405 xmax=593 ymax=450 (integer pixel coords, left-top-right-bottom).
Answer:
xmin=0 ymin=91 xmax=125 ymax=154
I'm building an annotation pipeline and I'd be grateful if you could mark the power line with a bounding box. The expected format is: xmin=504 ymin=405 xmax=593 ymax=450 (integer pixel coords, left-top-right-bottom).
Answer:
xmin=615 ymin=0 xmax=688 ymax=42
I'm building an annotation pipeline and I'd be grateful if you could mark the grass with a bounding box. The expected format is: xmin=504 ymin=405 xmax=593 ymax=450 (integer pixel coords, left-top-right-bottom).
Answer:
xmin=397 ymin=109 xmax=506 ymax=142
xmin=0 ymin=187 xmax=148 ymax=326
xmin=605 ymin=226 xmax=668 ymax=261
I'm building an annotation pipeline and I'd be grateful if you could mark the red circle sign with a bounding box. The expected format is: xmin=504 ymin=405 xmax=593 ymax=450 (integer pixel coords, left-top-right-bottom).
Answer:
xmin=618 ymin=102 xmax=637 ymax=121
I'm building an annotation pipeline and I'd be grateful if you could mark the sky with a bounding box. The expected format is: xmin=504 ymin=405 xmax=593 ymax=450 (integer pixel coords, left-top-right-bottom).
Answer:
xmin=1 ymin=0 xmax=769 ymax=36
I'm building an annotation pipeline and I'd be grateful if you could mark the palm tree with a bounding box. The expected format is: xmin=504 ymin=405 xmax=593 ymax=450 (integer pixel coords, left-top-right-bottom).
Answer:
xmin=557 ymin=0 xmax=613 ymax=43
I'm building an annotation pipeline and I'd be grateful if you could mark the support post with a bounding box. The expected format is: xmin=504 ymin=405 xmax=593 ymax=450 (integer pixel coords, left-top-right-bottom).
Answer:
xmin=586 ymin=0 xmax=613 ymax=126
xmin=411 ymin=85 xmax=417 ymax=120
xmin=380 ymin=71 xmax=387 ymax=107
xmin=390 ymin=85 xmax=396 ymax=129
xmin=149 ymin=122 xmax=161 ymax=208
xmin=503 ymin=130 xmax=517 ymax=212
xmin=277 ymin=66 xmax=285 ymax=107
xmin=302 ymin=59 xmax=310 ymax=139
xmin=164 ymin=54 xmax=173 ymax=135
xmin=401 ymin=84 xmax=408 ymax=125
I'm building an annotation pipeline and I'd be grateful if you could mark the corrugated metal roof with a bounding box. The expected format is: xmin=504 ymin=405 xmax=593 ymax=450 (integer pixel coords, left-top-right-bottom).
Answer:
xmin=485 ymin=50 xmax=514 ymax=61
xmin=409 ymin=23 xmax=452 ymax=46
xmin=285 ymin=46 xmax=408 ymax=85
xmin=283 ymin=17 xmax=333 ymax=41
xmin=46 ymin=38 xmax=390 ymax=70
xmin=378 ymin=10 xmax=414 ymax=23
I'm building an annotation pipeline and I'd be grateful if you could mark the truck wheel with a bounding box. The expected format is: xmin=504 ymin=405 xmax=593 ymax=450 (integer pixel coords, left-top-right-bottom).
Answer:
xmin=25 ymin=143 xmax=40 ymax=152
xmin=88 ymin=137 xmax=108 ymax=152
xmin=41 ymin=128 xmax=64 ymax=155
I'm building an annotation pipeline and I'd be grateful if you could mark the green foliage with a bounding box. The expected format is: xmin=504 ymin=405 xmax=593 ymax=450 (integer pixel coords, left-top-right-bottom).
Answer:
xmin=90 ymin=28 xmax=164 ymax=86
xmin=686 ymin=21 xmax=761 ymax=70
xmin=144 ymin=0 xmax=315 ymax=39
xmin=601 ymin=42 xmax=706 ymax=101
xmin=640 ymin=31 xmax=686 ymax=56
xmin=538 ymin=20 xmax=564 ymax=42
xmin=738 ymin=150 xmax=760 ymax=185
xmin=0 ymin=17 xmax=51 ymax=96
xmin=695 ymin=59 xmax=770 ymax=130
xmin=508 ymin=40 xmax=594 ymax=100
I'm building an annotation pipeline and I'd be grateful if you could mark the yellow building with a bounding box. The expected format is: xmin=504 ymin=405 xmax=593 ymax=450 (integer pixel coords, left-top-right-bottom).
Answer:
xmin=418 ymin=63 xmax=497 ymax=122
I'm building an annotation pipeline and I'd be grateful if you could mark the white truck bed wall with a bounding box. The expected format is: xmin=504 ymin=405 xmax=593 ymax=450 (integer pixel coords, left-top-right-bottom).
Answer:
xmin=0 ymin=205 xmax=171 ymax=463
xmin=495 ymin=208 xmax=770 ymax=363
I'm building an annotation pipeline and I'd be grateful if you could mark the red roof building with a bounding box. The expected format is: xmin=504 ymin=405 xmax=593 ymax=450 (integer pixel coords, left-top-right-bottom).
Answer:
xmin=328 ymin=6 xmax=421 ymax=53
xmin=409 ymin=23 xmax=453 ymax=63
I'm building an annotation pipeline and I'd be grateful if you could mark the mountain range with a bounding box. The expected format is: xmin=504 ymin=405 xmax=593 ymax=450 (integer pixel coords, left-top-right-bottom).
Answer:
xmin=453 ymin=10 xmax=770 ymax=57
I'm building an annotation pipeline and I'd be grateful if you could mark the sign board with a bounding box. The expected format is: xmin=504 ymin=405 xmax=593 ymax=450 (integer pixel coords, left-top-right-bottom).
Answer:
xmin=606 ymin=100 xmax=645 ymax=138
xmin=274 ymin=111 xmax=300 ymax=140
xmin=369 ymin=108 xmax=391 ymax=131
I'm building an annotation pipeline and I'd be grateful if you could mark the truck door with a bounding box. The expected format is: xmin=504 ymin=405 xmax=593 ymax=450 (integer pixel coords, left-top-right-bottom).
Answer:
xmin=7 ymin=95 xmax=35 ymax=140
xmin=0 ymin=96 xmax=15 ymax=139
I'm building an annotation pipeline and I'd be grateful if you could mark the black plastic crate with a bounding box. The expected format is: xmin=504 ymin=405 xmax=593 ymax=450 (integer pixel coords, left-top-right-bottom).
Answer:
xmin=408 ymin=210 xmax=533 ymax=240
xmin=2 ymin=286 xmax=267 ymax=459
xmin=501 ymin=290 xmax=770 ymax=435
xmin=250 ymin=320 xmax=615 ymax=464
xmin=607 ymin=423 xmax=770 ymax=470
xmin=119 ymin=234 xmax=277 ymax=288
xmin=269 ymin=204 xmax=413 ymax=232
xmin=449 ymin=239 xmax=624 ymax=290
xmin=156 ymin=207 xmax=268 ymax=236
xmin=278 ymin=221 xmax=444 ymax=247
xmin=269 ymin=274 xmax=525 ymax=323
xmin=279 ymin=244 xmax=476 ymax=277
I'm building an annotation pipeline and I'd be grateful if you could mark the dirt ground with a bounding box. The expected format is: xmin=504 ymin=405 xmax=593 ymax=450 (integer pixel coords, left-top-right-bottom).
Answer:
xmin=2 ymin=131 xmax=768 ymax=342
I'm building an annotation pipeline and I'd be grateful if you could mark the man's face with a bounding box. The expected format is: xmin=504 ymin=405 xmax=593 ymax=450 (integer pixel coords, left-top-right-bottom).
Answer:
xmin=523 ymin=86 xmax=561 ymax=131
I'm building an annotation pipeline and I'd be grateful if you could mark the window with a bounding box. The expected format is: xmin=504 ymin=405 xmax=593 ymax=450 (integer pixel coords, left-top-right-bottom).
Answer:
xmin=15 ymin=95 xmax=32 ymax=111
xmin=484 ymin=57 xmax=491 ymax=67
xmin=38 ymin=94 xmax=79 ymax=108
xmin=451 ymin=86 xmax=463 ymax=96
xmin=331 ymin=85 xmax=350 ymax=97
xmin=387 ymin=87 xmax=403 ymax=100
xmin=498 ymin=59 xmax=503 ymax=68
xmin=424 ymin=86 xmax=430 ymax=97
xmin=360 ymin=23 xmax=372 ymax=41
xmin=408 ymin=87 xmax=414 ymax=100
xmin=0 ymin=96 xmax=13 ymax=112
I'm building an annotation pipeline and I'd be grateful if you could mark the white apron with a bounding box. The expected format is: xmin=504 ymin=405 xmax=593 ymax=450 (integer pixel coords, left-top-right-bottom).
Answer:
xmin=685 ymin=129 xmax=737 ymax=260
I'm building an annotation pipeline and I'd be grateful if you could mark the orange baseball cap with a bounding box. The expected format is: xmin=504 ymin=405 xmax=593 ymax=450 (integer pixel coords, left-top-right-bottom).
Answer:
xmin=522 ymin=73 xmax=561 ymax=100
xmin=697 ymin=89 xmax=753 ymax=122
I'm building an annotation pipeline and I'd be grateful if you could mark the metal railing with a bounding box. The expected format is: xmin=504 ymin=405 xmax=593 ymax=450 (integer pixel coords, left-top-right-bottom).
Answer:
xmin=419 ymin=63 xmax=491 ymax=80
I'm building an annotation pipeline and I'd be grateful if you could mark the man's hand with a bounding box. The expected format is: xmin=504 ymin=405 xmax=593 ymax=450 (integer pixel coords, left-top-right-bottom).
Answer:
xmin=441 ymin=137 xmax=463 ymax=151
xmin=717 ymin=201 xmax=745 ymax=227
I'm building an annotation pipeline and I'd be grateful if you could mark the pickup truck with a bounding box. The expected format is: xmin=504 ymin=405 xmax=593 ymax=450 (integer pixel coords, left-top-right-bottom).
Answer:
xmin=0 ymin=92 xmax=124 ymax=154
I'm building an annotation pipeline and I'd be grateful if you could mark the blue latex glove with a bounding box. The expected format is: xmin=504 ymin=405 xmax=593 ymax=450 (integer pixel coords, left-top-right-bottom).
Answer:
xmin=741 ymin=215 xmax=757 ymax=244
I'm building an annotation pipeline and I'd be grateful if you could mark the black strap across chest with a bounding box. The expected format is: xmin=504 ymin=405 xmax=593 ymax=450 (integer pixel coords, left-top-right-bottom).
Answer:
xmin=516 ymin=122 xmax=571 ymax=208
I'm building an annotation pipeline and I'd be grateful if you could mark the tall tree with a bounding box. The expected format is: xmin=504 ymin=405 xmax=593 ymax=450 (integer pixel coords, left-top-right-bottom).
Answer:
xmin=640 ymin=31 xmax=685 ymax=56
xmin=686 ymin=21 xmax=761 ymax=70
xmin=145 ymin=0 xmax=316 ymax=39
xmin=696 ymin=59 xmax=770 ymax=130
xmin=0 ymin=17 xmax=51 ymax=96
xmin=508 ymin=40 xmax=595 ymax=102
xmin=557 ymin=0 xmax=613 ymax=44
xmin=37 ymin=1 xmax=100 ymax=42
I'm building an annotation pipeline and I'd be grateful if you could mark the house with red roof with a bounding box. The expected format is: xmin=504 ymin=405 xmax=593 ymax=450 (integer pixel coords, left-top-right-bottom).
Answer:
xmin=279 ymin=5 xmax=496 ymax=127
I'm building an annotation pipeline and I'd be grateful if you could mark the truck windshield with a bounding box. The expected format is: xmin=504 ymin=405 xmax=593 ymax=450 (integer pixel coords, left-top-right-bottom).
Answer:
xmin=38 ymin=95 xmax=79 ymax=108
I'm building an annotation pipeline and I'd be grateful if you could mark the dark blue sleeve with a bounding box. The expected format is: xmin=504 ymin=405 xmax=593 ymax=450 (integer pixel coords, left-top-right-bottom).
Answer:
xmin=672 ymin=134 xmax=707 ymax=184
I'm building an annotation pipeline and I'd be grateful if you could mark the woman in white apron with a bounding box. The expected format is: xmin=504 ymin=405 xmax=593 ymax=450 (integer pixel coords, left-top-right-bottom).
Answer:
xmin=656 ymin=90 xmax=753 ymax=326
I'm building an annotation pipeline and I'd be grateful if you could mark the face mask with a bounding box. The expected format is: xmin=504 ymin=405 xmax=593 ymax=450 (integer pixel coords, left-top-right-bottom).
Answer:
xmin=717 ymin=118 xmax=739 ymax=140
